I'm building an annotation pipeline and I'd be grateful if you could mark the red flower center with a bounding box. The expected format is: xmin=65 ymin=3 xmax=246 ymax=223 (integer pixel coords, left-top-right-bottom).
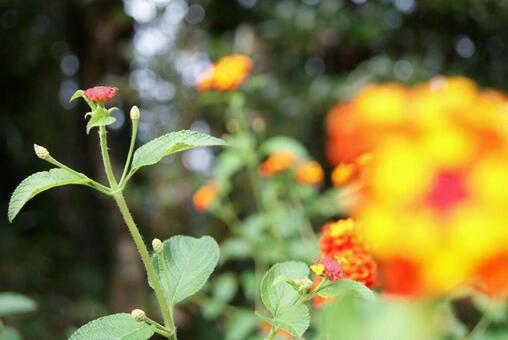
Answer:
xmin=426 ymin=169 xmax=468 ymax=213
xmin=84 ymin=86 xmax=119 ymax=103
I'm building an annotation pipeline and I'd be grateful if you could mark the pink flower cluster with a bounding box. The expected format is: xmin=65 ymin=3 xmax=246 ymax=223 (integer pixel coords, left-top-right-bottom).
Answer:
xmin=84 ymin=86 xmax=119 ymax=103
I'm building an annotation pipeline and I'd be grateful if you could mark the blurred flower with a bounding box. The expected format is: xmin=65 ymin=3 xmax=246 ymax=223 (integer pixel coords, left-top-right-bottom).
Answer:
xmin=259 ymin=150 xmax=296 ymax=176
xmin=197 ymin=54 xmax=252 ymax=92
xmin=473 ymin=253 xmax=508 ymax=298
xmin=331 ymin=162 xmax=357 ymax=186
xmin=311 ymin=257 xmax=344 ymax=282
xmin=84 ymin=86 xmax=119 ymax=103
xmin=341 ymin=77 xmax=508 ymax=296
xmin=296 ymin=160 xmax=324 ymax=186
xmin=326 ymin=102 xmax=372 ymax=166
xmin=192 ymin=183 xmax=218 ymax=212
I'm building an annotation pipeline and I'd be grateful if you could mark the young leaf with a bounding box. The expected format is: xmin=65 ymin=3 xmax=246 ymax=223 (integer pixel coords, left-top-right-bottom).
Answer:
xmin=130 ymin=130 xmax=226 ymax=175
xmin=69 ymin=89 xmax=84 ymax=102
xmin=8 ymin=169 xmax=90 ymax=222
xmin=256 ymin=304 xmax=310 ymax=338
xmin=86 ymin=108 xmax=116 ymax=134
xmin=152 ymin=235 xmax=220 ymax=306
xmin=316 ymin=278 xmax=376 ymax=302
xmin=0 ymin=293 xmax=37 ymax=317
xmin=68 ymin=313 xmax=155 ymax=340
xmin=260 ymin=262 xmax=309 ymax=315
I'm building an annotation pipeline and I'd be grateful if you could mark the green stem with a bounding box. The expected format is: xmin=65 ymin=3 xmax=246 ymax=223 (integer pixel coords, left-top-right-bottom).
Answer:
xmin=145 ymin=317 xmax=173 ymax=338
xmin=113 ymin=192 xmax=174 ymax=333
xmin=45 ymin=155 xmax=111 ymax=195
xmin=97 ymin=125 xmax=174 ymax=337
xmin=99 ymin=126 xmax=118 ymax=188
xmin=119 ymin=118 xmax=139 ymax=186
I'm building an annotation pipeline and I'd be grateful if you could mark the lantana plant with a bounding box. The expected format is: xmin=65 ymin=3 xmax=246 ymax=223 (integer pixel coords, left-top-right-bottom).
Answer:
xmin=8 ymin=86 xmax=226 ymax=339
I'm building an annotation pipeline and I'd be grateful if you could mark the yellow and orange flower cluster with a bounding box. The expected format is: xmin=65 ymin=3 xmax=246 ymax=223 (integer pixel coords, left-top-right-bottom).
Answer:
xmin=192 ymin=183 xmax=218 ymax=212
xmin=259 ymin=151 xmax=324 ymax=187
xmin=327 ymin=77 xmax=508 ymax=297
xmin=313 ymin=219 xmax=378 ymax=307
xmin=197 ymin=54 xmax=253 ymax=92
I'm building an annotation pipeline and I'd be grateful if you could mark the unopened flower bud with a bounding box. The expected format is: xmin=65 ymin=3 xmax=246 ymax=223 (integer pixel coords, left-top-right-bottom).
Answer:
xmin=130 ymin=105 xmax=140 ymax=120
xmin=131 ymin=309 xmax=146 ymax=322
xmin=152 ymin=238 xmax=163 ymax=253
xmin=33 ymin=144 xmax=49 ymax=159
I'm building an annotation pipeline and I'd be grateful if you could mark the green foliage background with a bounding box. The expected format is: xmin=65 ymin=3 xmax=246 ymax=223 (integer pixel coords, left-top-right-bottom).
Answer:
xmin=1 ymin=0 xmax=508 ymax=338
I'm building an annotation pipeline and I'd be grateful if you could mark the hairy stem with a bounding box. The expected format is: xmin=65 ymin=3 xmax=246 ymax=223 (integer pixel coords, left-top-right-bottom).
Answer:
xmin=97 ymin=125 xmax=174 ymax=337
xmin=113 ymin=192 xmax=174 ymax=334
xmin=99 ymin=126 xmax=118 ymax=188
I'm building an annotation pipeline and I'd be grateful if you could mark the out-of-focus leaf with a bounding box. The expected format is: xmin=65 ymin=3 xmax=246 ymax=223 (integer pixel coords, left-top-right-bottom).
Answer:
xmin=259 ymin=136 xmax=309 ymax=158
xmin=316 ymin=279 xmax=376 ymax=301
xmin=212 ymin=273 xmax=238 ymax=303
xmin=0 ymin=293 xmax=37 ymax=317
xmin=220 ymin=238 xmax=252 ymax=264
xmin=68 ymin=313 xmax=155 ymax=340
xmin=0 ymin=327 xmax=22 ymax=340
xmin=225 ymin=308 xmax=259 ymax=340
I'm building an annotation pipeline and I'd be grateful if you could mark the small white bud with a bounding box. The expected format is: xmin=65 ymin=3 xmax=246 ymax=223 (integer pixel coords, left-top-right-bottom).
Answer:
xmin=131 ymin=309 xmax=146 ymax=322
xmin=152 ymin=238 xmax=163 ymax=253
xmin=33 ymin=144 xmax=49 ymax=159
xmin=130 ymin=105 xmax=140 ymax=120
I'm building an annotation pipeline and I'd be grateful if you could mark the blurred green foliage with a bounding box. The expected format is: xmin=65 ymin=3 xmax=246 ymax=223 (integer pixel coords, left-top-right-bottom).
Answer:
xmin=2 ymin=0 xmax=508 ymax=338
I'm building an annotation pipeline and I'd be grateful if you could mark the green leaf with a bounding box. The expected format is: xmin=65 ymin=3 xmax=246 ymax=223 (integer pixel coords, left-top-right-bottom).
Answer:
xmin=86 ymin=108 xmax=116 ymax=134
xmin=0 ymin=327 xmax=22 ymax=340
xmin=0 ymin=293 xmax=37 ymax=317
xmin=256 ymin=304 xmax=310 ymax=338
xmin=260 ymin=262 xmax=309 ymax=315
xmin=69 ymin=89 xmax=84 ymax=102
xmin=68 ymin=313 xmax=155 ymax=340
xmin=8 ymin=169 xmax=90 ymax=222
xmin=316 ymin=279 xmax=376 ymax=302
xmin=130 ymin=130 xmax=226 ymax=174
xmin=152 ymin=235 xmax=220 ymax=306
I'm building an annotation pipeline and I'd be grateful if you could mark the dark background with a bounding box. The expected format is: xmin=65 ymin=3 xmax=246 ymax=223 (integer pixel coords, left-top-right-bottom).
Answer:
xmin=1 ymin=0 xmax=508 ymax=338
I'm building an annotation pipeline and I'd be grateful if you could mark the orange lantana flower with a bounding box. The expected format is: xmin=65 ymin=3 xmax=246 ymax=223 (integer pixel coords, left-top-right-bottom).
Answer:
xmin=296 ymin=161 xmax=324 ymax=186
xmin=192 ymin=183 xmax=218 ymax=212
xmin=197 ymin=54 xmax=252 ymax=92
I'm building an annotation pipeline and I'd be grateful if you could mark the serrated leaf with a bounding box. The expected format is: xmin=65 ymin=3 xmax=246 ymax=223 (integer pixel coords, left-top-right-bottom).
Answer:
xmin=152 ymin=235 xmax=220 ymax=306
xmin=86 ymin=108 xmax=116 ymax=134
xmin=316 ymin=279 xmax=376 ymax=302
xmin=0 ymin=293 xmax=37 ymax=317
xmin=68 ymin=313 xmax=155 ymax=340
xmin=260 ymin=262 xmax=309 ymax=315
xmin=8 ymin=169 xmax=90 ymax=222
xmin=130 ymin=130 xmax=226 ymax=174
xmin=256 ymin=304 xmax=310 ymax=338
xmin=69 ymin=89 xmax=84 ymax=102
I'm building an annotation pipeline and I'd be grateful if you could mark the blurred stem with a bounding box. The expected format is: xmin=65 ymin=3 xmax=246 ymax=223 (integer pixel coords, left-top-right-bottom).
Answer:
xmin=98 ymin=125 xmax=174 ymax=337
xmin=265 ymin=326 xmax=276 ymax=340
xmin=119 ymin=118 xmax=139 ymax=186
